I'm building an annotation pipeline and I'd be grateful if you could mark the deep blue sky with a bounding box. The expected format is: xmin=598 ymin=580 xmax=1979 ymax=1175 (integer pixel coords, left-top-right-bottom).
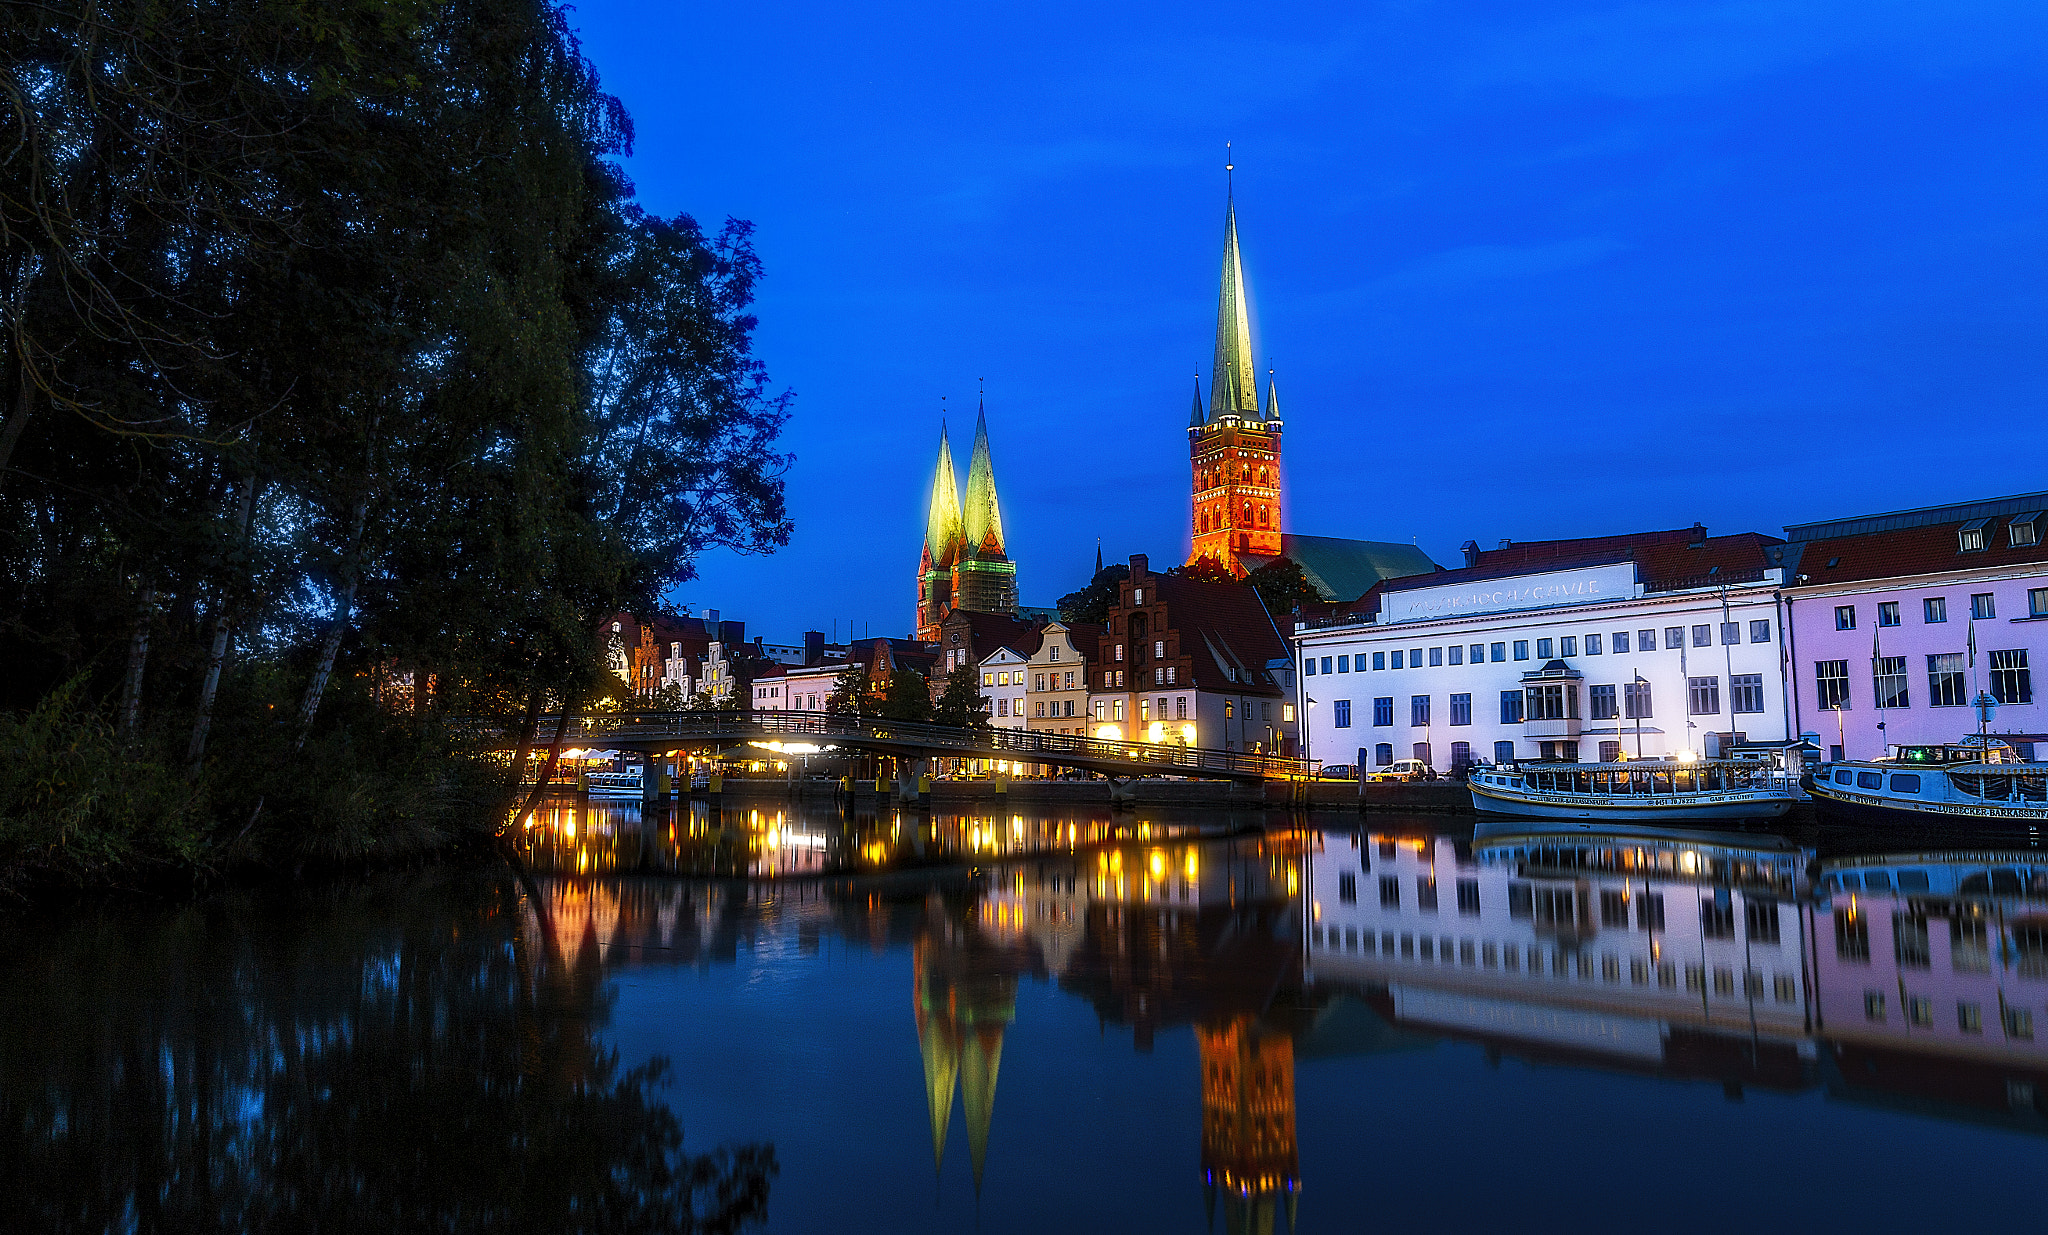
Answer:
xmin=570 ymin=0 xmax=2048 ymax=642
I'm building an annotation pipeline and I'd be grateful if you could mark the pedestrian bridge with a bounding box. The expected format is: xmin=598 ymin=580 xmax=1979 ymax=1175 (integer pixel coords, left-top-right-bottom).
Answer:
xmin=454 ymin=709 xmax=1315 ymax=784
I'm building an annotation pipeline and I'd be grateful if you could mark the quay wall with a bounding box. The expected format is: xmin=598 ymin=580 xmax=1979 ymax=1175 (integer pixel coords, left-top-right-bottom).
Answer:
xmin=700 ymin=777 xmax=1473 ymax=813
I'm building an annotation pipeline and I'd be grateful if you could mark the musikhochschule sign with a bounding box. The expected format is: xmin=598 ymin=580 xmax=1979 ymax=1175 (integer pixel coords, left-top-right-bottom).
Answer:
xmin=1384 ymin=563 xmax=1639 ymax=623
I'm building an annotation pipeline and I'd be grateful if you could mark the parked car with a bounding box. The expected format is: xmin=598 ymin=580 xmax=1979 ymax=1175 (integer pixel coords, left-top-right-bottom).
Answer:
xmin=1318 ymin=764 xmax=1359 ymax=780
xmin=1369 ymin=759 xmax=1434 ymax=783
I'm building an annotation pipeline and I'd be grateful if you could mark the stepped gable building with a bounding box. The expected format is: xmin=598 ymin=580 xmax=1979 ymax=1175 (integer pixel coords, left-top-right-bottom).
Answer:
xmin=917 ymin=411 xmax=1019 ymax=641
xmin=1777 ymin=491 xmax=2048 ymax=760
xmin=1185 ymin=187 xmax=1437 ymax=600
xmin=1091 ymin=553 xmax=1300 ymax=754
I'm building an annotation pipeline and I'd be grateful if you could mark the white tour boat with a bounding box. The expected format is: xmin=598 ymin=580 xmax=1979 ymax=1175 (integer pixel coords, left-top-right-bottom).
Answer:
xmin=584 ymin=768 xmax=645 ymax=799
xmin=1468 ymin=757 xmax=1799 ymax=822
xmin=1808 ymin=738 xmax=2048 ymax=827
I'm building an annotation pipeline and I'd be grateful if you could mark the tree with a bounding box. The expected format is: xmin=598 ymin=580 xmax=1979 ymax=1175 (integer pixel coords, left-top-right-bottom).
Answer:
xmin=823 ymin=663 xmax=866 ymax=715
xmin=1245 ymin=557 xmax=1317 ymax=619
xmin=877 ymin=669 xmax=932 ymax=722
xmin=1167 ymin=557 xmax=1236 ymax=585
xmin=1056 ymin=564 xmax=1129 ymax=626
xmin=931 ymin=666 xmax=987 ymax=729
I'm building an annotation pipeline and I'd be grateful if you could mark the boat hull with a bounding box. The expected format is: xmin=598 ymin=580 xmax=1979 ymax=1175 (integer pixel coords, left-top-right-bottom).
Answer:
xmin=1468 ymin=780 xmax=1794 ymax=822
xmin=1808 ymin=781 xmax=2048 ymax=828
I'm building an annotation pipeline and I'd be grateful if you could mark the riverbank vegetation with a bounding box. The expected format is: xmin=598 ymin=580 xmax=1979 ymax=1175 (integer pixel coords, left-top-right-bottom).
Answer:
xmin=0 ymin=1 xmax=790 ymax=897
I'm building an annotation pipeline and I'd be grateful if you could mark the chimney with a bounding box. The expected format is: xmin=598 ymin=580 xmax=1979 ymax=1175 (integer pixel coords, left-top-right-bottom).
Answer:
xmin=1497 ymin=538 xmax=1512 ymax=551
xmin=705 ymin=608 xmax=721 ymax=630
xmin=1129 ymin=553 xmax=1149 ymax=578
xmin=1460 ymin=540 xmax=1480 ymax=568
xmin=719 ymin=619 xmax=745 ymax=644
xmin=803 ymin=630 xmax=824 ymax=665
xmin=1688 ymin=522 xmax=1707 ymax=547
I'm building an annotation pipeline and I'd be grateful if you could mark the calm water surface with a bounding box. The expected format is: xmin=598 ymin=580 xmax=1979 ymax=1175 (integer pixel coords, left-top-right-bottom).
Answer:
xmin=3 ymin=797 xmax=2045 ymax=1232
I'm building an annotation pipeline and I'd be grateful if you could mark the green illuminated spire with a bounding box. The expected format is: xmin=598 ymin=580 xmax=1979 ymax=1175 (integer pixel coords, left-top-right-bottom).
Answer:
xmin=961 ymin=409 xmax=1006 ymax=558
xmin=923 ymin=421 xmax=962 ymax=568
xmin=1209 ymin=195 xmax=1259 ymax=420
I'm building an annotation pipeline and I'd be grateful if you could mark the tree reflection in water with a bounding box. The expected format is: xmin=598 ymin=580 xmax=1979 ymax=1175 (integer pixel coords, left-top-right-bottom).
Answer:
xmin=0 ymin=870 xmax=774 ymax=1233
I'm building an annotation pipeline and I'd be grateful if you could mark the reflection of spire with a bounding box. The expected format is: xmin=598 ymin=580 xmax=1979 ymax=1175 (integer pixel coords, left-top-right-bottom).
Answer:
xmin=961 ymin=1022 xmax=1006 ymax=1191
xmin=961 ymin=409 xmax=1006 ymax=558
xmin=915 ymin=993 xmax=960 ymax=1175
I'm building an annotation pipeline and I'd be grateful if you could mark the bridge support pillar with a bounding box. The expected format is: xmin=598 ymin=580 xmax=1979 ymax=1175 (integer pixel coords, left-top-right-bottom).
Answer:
xmin=1108 ymin=777 xmax=1134 ymax=809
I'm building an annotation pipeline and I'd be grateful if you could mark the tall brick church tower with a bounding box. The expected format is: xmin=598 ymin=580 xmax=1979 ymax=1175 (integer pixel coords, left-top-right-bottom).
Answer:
xmin=1188 ymin=182 xmax=1283 ymax=576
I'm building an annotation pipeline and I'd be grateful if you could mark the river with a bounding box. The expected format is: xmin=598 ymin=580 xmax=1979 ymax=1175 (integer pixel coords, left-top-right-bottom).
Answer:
xmin=2 ymin=796 xmax=2043 ymax=1232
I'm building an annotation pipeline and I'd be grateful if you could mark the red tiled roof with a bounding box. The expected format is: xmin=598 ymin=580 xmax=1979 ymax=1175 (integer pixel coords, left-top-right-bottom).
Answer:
xmin=1149 ymin=571 xmax=1289 ymax=696
xmin=1788 ymin=515 xmax=2048 ymax=586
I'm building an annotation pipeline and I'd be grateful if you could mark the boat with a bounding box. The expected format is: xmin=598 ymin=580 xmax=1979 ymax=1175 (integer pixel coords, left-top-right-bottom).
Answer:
xmin=585 ymin=768 xmax=645 ymax=798
xmin=1808 ymin=738 xmax=2048 ymax=827
xmin=1815 ymin=851 xmax=2048 ymax=903
xmin=1467 ymin=757 xmax=1799 ymax=822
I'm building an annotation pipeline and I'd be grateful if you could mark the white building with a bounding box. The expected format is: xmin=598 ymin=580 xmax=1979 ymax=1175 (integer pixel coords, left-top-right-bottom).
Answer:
xmin=978 ymin=645 xmax=1032 ymax=728
xmin=753 ymin=661 xmax=847 ymax=712
xmin=1293 ymin=527 xmax=1794 ymax=772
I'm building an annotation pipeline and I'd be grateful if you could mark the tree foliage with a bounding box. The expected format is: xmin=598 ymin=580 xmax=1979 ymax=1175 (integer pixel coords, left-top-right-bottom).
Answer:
xmin=931 ymin=666 xmax=986 ymax=730
xmin=876 ymin=669 xmax=932 ymax=723
xmin=1055 ymin=564 xmax=1129 ymax=626
xmin=1244 ymin=557 xmax=1316 ymax=619
xmin=0 ymin=0 xmax=791 ymax=881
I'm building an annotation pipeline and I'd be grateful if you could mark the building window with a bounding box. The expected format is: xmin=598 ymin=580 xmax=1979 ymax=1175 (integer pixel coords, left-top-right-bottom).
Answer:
xmin=1731 ymin=673 xmax=1766 ymax=714
xmin=1413 ymin=741 xmax=1431 ymax=766
xmin=1373 ymin=696 xmax=1393 ymax=726
xmin=1586 ymin=633 xmax=1602 ymax=655
xmin=1221 ymin=700 xmax=1231 ymax=719
xmin=1391 ymin=650 xmax=1404 ymax=669
xmin=1114 ymin=700 xmax=1126 ymax=722
xmin=1873 ymin=657 xmax=1908 ymax=709
xmin=1719 ymin=621 xmax=1739 ymax=645
xmin=1303 ymin=658 xmax=1317 ymax=676
xmin=1493 ymin=740 xmax=1515 ymax=765
xmin=1923 ymin=596 xmax=1947 ymax=624
xmin=1094 ymin=700 xmax=1105 ymax=721
xmin=1834 ymin=606 xmax=1856 ymax=631
xmin=1338 ymin=873 xmax=1356 ymax=903
xmin=1470 ymin=644 xmax=1485 ymax=663
xmin=1877 ymin=602 xmax=1900 ymax=627
xmin=1336 ymin=655 xmax=1349 ymax=673
xmin=1598 ymin=740 xmax=1621 ymax=761
xmin=1512 ymin=640 xmax=1529 ymax=661
xmin=1429 ymin=647 xmax=1443 ymax=666
xmin=1448 ymin=645 xmax=1464 ymax=665
xmin=1457 ymin=878 xmax=1480 ymax=915
xmin=1659 ymin=626 xmax=1679 ymax=649
xmin=1176 ymin=697 xmax=1188 ymax=720
xmin=1411 ymin=695 xmax=1431 ymax=725
xmin=1560 ymin=636 xmax=1577 ymax=657
xmin=1373 ymin=651 xmax=1387 ymax=671
xmin=1490 ymin=642 xmax=1506 ymax=662
xmin=1815 ymin=660 xmax=1851 ymax=710
xmin=1959 ymin=522 xmax=1988 ymax=552
xmin=982 ymin=672 xmax=994 ymax=686
xmin=1749 ymin=619 xmax=1771 ymax=643
xmin=1864 ymin=992 xmax=1887 ymax=1022
xmin=1154 ymin=640 xmax=1166 ymax=658
xmin=1034 ymin=701 xmax=1045 ymax=717
xmin=1635 ymin=629 xmax=1654 ymax=652
xmin=1050 ymin=645 xmax=1061 ymax=661
xmin=1928 ymin=653 xmax=1968 ymax=707
xmin=996 ymin=698 xmax=1009 ymax=717
xmin=1115 ymin=644 xmax=1124 ymax=661
xmin=1449 ymin=693 xmax=1472 ymax=725
xmin=1536 ymin=638 xmax=1553 ymax=659
xmin=1691 ymin=624 xmax=1711 ymax=648
xmin=1410 ymin=646 xmax=1424 ymax=666
xmin=1333 ymin=699 xmax=1352 ymax=728
xmin=1375 ymin=743 xmax=1393 ymax=766
xmin=1379 ymin=876 xmax=1400 ymax=907
xmin=1450 ymin=740 xmax=1471 ymax=772
xmin=1991 ymin=650 xmax=2033 ymax=704
xmin=1589 ymin=684 xmax=1618 ymax=720
xmin=1971 ymin=592 xmax=1996 ymax=620
xmin=1959 ymin=1002 xmax=1984 ymax=1034
xmin=1623 ymin=680 xmax=1653 ymax=719
xmin=2032 ymin=587 xmax=2048 ymax=618
xmin=1686 ymin=677 xmax=1721 ymax=716
xmin=1417 ymin=877 xmax=1438 ymax=911
xmin=1525 ymin=684 xmax=1569 ymax=721
xmin=1499 ymin=691 xmax=1524 ymax=724
xmin=2006 ymin=1006 xmax=2036 ymax=1040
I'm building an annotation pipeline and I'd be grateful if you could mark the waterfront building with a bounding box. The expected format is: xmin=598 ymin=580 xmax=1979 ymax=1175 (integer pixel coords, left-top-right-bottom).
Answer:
xmin=1090 ymin=554 xmax=1299 ymax=753
xmin=917 ymin=412 xmax=1019 ymax=641
xmin=856 ymin=635 xmax=938 ymax=698
xmin=1778 ymin=492 xmax=2048 ymax=761
xmin=1025 ymin=620 xmax=1101 ymax=736
xmin=936 ymin=609 xmax=1041 ymax=680
xmin=1183 ymin=186 xmax=1436 ymax=599
xmin=1293 ymin=526 xmax=1792 ymax=771
xmin=977 ymin=643 xmax=1033 ymax=728
xmin=753 ymin=660 xmax=848 ymax=712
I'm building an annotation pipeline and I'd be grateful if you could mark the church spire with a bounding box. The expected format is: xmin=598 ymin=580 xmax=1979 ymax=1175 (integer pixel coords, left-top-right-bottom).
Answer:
xmin=923 ymin=420 xmax=962 ymax=568
xmin=1209 ymin=181 xmax=1259 ymax=420
xmin=1264 ymin=370 xmax=1280 ymax=422
xmin=1189 ymin=377 xmax=1205 ymax=428
xmin=960 ymin=408 xmax=1006 ymax=558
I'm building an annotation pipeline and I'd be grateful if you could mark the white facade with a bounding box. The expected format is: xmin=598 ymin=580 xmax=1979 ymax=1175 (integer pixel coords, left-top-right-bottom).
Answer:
xmin=753 ymin=662 xmax=844 ymax=712
xmin=1295 ymin=562 xmax=1793 ymax=770
xmin=978 ymin=647 xmax=1030 ymax=728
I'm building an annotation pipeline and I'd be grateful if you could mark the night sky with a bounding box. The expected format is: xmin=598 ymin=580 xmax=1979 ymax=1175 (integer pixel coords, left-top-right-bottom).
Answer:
xmin=571 ymin=0 xmax=2048 ymax=643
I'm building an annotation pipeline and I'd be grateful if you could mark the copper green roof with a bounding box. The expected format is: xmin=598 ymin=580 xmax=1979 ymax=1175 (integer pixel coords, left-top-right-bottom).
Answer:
xmin=1209 ymin=198 xmax=1260 ymax=421
xmin=1272 ymin=534 xmax=1440 ymax=602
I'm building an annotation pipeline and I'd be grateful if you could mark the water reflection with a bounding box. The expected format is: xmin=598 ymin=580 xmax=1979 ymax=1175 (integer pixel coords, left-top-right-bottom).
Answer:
xmin=0 ymin=871 xmax=774 ymax=1232
xmin=516 ymin=793 xmax=1267 ymax=879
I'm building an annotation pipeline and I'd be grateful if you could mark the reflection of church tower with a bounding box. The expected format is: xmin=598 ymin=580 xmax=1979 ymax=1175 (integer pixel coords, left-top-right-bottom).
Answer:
xmin=1188 ymin=180 xmax=1284 ymax=576
xmin=1200 ymin=1016 xmax=1300 ymax=1235
xmin=913 ymin=924 xmax=1018 ymax=1190
xmin=916 ymin=410 xmax=1019 ymax=641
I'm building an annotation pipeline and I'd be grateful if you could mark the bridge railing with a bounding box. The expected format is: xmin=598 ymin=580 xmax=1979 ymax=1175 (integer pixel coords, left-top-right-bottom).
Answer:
xmin=449 ymin=709 xmax=1316 ymax=780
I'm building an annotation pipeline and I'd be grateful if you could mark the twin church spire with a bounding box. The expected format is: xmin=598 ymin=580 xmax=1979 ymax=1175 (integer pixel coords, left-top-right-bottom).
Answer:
xmin=918 ymin=406 xmax=1017 ymax=641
